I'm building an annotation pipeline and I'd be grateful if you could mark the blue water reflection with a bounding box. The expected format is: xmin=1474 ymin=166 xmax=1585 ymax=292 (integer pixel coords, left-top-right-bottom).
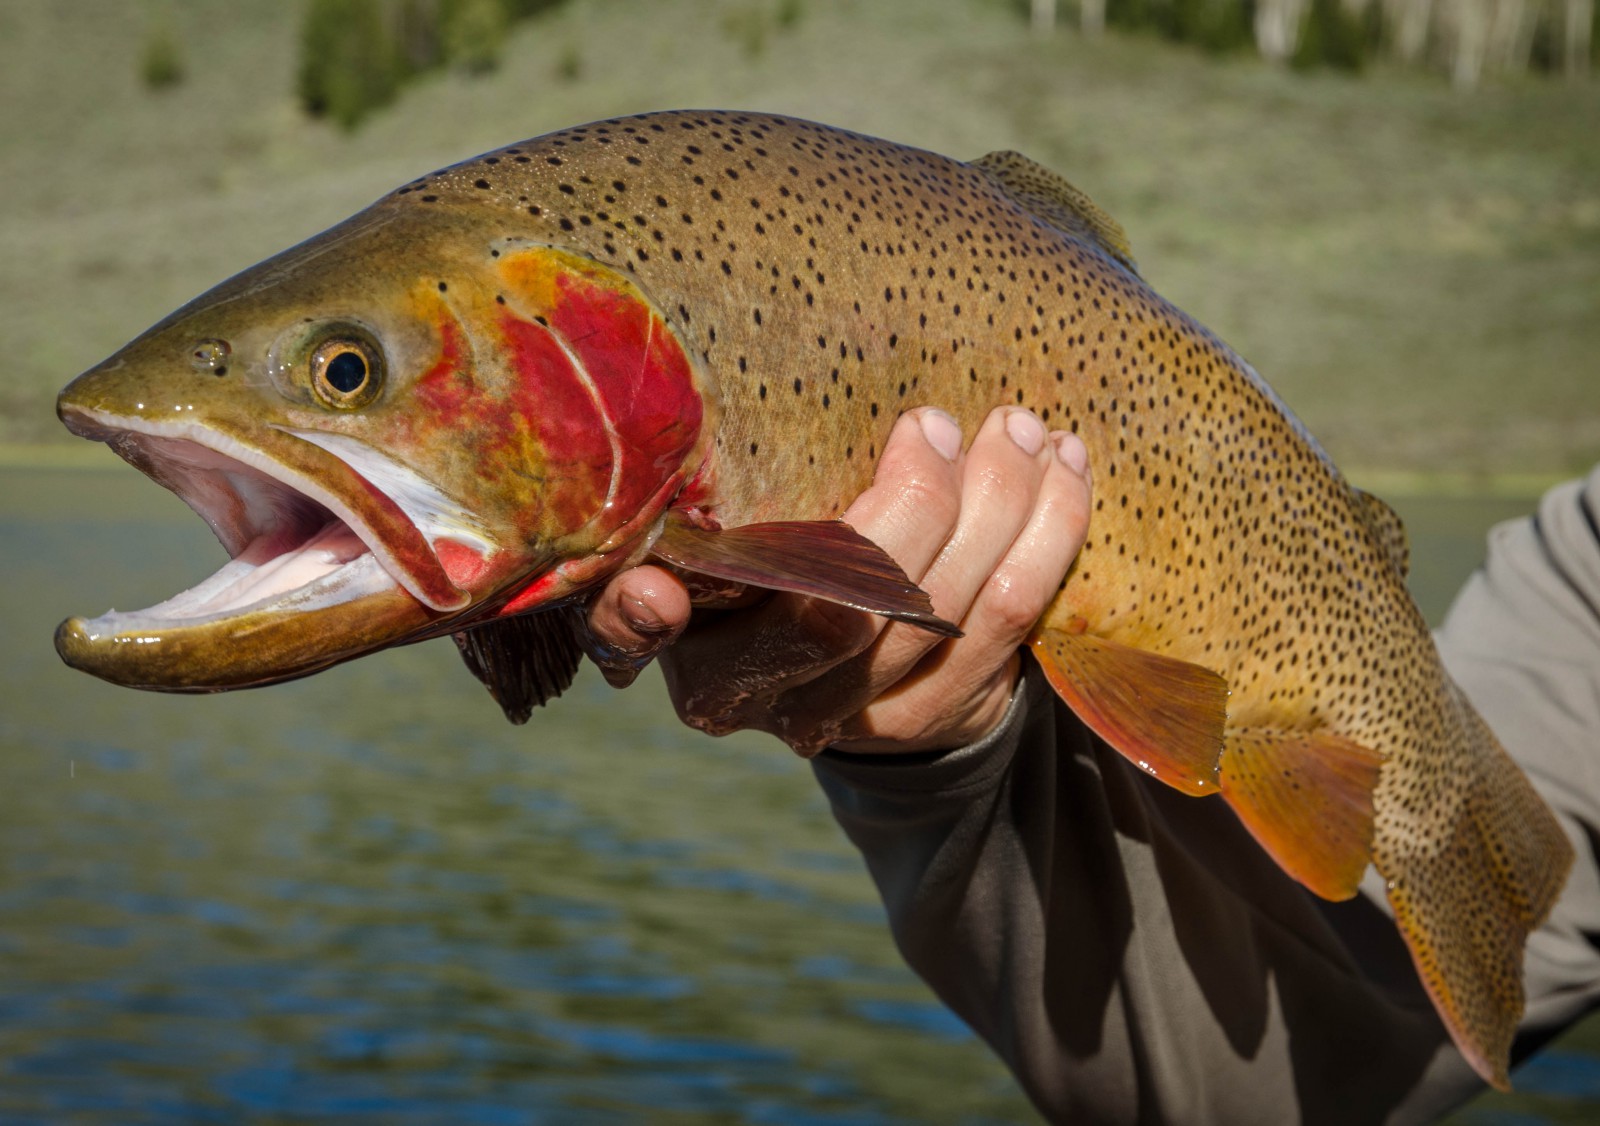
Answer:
xmin=2 ymin=468 xmax=1594 ymax=1124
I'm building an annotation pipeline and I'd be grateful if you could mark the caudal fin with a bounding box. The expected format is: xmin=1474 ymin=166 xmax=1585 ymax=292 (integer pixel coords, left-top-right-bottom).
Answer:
xmin=1379 ymin=690 xmax=1573 ymax=1090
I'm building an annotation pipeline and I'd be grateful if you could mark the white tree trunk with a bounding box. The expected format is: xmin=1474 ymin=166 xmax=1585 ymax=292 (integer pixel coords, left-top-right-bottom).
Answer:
xmin=1255 ymin=0 xmax=1309 ymax=60
xmin=1449 ymin=0 xmax=1491 ymax=85
xmin=1032 ymin=0 xmax=1058 ymax=32
xmin=1388 ymin=0 xmax=1436 ymax=62
xmin=1081 ymin=0 xmax=1106 ymax=35
xmin=1566 ymin=0 xmax=1593 ymax=75
xmin=1486 ymin=0 xmax=1534 ymax=72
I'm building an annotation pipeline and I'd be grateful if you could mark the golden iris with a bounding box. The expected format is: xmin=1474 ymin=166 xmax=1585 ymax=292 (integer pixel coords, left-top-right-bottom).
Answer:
xmin=309 ymin=336 xmax=383 ymax=409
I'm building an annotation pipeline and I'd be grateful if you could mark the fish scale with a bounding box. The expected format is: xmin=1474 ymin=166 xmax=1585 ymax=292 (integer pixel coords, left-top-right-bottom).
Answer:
xmin=53 ymin=110 xmax=1570 ymax=1090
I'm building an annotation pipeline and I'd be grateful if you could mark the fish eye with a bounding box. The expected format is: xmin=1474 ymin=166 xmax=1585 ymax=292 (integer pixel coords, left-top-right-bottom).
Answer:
xmin=309 ymin=336 xmax=383 ymax=409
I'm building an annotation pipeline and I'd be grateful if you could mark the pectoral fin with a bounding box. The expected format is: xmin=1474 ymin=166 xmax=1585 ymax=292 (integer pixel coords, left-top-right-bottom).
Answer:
xmin=453 ymin=607 xmax=584 ymax=724
xmin=1029 ymin=622 xmax=1227 ymax=795
xmin=651 ymin=518 xmax=962 ymax=637
xmin=1218 ymin=728 xmax=1382 ymax=900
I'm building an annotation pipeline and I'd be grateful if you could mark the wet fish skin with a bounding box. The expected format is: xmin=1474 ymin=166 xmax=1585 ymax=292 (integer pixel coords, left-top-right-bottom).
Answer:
xmin=54 ymin=111 xmax=1570 ymax=1088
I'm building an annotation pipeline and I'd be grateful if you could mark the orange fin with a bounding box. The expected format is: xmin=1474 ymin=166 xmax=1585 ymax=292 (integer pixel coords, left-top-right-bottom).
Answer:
xmin=1219 ymin=729 xmax=1382 ymax=901
xmin=651 ymin=518 xmax=962 ymax=637
xmin=1379 ymin=696 xmax=1573 ymax=1092
xmin=1029 ymin=623 xmax=1226 ymax=795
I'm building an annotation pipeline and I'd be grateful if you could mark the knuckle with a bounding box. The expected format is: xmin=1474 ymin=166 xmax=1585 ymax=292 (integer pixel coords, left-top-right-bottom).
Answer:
xmin=969 ymin=461 xmax=1036 ymax=519
xmin=896 ymin=471 xmax=962 ymax=532
xmin=982 ymin=571 xmax=1049 ymax=641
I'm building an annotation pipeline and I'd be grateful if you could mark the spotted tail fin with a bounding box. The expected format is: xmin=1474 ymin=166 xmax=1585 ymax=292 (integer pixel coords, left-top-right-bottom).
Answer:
xmin=1377 ymin=686 xmax=1573 ymax=1090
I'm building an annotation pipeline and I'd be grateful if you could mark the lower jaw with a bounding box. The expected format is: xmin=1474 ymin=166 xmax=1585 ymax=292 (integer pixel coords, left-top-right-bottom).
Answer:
xmin=54 ymin=582 xmax=441 ymax=692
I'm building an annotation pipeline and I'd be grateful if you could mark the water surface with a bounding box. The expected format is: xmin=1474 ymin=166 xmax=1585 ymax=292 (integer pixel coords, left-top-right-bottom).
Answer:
xmin=0 ymin=467 xmax=1590 ymax=1124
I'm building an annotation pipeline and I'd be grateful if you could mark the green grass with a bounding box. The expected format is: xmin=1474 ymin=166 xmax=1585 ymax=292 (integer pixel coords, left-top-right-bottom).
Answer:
xmin=2 ymin=0 xmax=1597 ymax=480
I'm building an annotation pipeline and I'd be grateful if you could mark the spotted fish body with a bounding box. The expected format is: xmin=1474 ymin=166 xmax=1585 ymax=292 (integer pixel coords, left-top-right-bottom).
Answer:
xmin=54 ymin=111 xmax=1570 ymax=1088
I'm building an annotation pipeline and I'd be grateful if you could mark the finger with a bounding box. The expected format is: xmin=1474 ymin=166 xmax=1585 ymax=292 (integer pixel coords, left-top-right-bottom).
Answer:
xmin=836 ymin=429 xmax=1092 ymax=752
xmin=579 ymin=564 xmax=692 ymax=688
xmin=907 ymin=407 xmax=1061 ymax=635
xmin=838 ymin=406 xmax=967 ymax=578
xmin=769 ymin=406 xmax=1060 ymax=737
xmin=657 ymin=408 xmax=966 ymax=733
xmin=957 ymin=429 xmax=1093 ymax=657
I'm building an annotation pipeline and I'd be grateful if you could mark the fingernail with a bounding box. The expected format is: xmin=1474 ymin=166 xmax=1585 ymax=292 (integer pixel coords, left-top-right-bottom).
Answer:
xmin=1005 ymin=409 xmax=1046 ymax=456
xmin=919 ymin=408 xmax=962 ymax=461
xmin=623 ymin=597 xmax=667 ymax=635
xmin=1053 ymin=431 xmax=1088 ymax=475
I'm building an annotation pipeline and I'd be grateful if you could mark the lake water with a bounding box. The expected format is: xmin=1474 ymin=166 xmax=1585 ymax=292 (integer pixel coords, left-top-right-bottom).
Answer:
xmin=1 ymin=466 xmax=1592 ymax=1125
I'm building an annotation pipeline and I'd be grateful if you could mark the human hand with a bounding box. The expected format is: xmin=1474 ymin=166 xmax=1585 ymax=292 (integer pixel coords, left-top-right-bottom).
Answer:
xmin=580 ymin=406 xmax=1093 ymax=755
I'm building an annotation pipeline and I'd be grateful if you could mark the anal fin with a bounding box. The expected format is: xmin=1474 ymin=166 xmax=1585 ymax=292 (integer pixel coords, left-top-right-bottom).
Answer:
xmin=1029 ymin=623 xmax=1226 ymax=795
xmin=651 ymin=518 xmax=962 ymax=637
xmin=1219 ymin=728 xmax=1382 ymax=901
xmin=453 ymin=607 xmax=584 ymax=724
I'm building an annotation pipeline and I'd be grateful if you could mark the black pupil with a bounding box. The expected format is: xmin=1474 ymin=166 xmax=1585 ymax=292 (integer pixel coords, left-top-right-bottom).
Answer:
xmin=325 ymin=350 xmax=368 ymax=394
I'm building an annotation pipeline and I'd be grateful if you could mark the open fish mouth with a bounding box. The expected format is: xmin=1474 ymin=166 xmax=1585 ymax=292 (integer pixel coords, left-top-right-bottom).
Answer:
xmin=53 ymin=410 xmax=474 ymax=691
xmin=72 ymin=429 xmax=398 ymax=634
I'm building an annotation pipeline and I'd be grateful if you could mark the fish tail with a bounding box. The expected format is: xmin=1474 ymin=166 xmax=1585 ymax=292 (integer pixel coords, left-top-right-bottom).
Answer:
xmin=1379 ymin=685 xmax=1573 ymax=1091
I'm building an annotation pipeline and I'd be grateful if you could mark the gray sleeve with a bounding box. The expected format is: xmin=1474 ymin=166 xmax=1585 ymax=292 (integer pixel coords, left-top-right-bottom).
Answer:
xmin=812 ymin=467 xmax=1600 ymax=1126
xmin=1435 ymin=467 xmax=1600 ymax=1059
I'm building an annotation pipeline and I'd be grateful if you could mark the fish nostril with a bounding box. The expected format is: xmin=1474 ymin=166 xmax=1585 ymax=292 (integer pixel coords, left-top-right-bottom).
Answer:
xmin=190 ymin=338 xmax=231 ymax=377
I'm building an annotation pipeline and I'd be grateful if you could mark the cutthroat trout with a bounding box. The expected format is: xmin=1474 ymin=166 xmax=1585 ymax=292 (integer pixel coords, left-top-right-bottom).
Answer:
xmin=54 ymin=111 xmax=1569 ymax=1089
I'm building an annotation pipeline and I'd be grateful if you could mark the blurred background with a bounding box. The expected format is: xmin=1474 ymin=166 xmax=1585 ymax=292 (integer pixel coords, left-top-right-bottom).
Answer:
xmin=1 ymin=0 xmax=1596 ymax=1122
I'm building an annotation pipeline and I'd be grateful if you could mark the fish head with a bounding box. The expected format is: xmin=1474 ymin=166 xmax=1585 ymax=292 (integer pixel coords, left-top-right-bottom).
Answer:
xmin=55 ymin=201 xmax=708 ymax=690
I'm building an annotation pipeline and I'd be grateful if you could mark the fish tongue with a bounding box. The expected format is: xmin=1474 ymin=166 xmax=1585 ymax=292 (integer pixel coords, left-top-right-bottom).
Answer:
xmin=141 ymin=520 xmax=375 ymax=623
xmin=235 ymin=519 xmax=363 ymax=567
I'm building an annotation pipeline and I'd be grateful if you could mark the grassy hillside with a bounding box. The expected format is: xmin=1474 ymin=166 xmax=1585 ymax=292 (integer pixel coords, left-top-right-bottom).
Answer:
xmin=2 ymin=0 xmax=1596 ymax=480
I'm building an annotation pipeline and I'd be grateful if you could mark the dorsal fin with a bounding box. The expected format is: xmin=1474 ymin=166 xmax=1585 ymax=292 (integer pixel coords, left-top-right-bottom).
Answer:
xmin=1353 ymin=486 xmax=1410 ymax=578
xmin=973 ymin=150 xmax=1137 ymax=274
